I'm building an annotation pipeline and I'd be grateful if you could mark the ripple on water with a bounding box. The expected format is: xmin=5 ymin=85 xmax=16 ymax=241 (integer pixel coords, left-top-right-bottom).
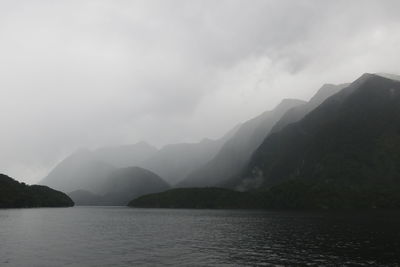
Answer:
xmin=0 ymin=208 xmax=400 ymax=266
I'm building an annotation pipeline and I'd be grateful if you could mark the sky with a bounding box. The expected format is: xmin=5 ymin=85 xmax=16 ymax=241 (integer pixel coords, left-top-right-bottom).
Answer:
xmin=1 ymin=0 xmax=400 ymax=183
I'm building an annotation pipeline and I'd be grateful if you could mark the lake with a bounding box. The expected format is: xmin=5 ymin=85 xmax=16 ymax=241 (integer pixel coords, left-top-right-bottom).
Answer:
xmin=1 ymin=207 xmax=400 ymax=266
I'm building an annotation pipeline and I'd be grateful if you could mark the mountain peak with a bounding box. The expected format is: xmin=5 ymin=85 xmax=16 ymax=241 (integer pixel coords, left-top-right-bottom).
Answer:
xmin=376 ymin=73 xmax=400 ymax=81
xmin=353 ymin=73 xmax=382 ymax=85
xmin=134 ymin=141 xmax=155 ymax=149
xmin=349 ymin=73 xmax=400 ymax=93
xmin=309 ymin=83 xmax=349 ymax=105
xmin=274 ymin=99 xmax=306 ymax=114
xmin=235 ymin=72 xmax=400 ymax=194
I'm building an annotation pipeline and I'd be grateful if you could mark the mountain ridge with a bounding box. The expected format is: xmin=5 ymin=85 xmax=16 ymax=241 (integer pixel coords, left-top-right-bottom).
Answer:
xmin=178 ymin=98 xmax=306 ymax=188
xmin=67 ymin=166 xmax=170 ymax=206
xmin=0 ymin=173 xmax=74 ymax=208
xmin=233 ymin=73 xmax=400 ymax=192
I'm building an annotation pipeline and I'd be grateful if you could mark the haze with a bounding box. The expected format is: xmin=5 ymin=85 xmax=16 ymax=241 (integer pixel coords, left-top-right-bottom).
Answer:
xmin=1 ymin=0 xmax=400 ymax=183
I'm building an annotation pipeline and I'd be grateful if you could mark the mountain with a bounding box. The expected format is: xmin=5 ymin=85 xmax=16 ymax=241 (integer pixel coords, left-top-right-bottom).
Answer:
xmin=68 ymin=167 xmax=170 ymax=206
xmin=141 ymin=129 xmax=238 ymax=185
xmin=41 ymin=143 xmax=170 ymax=206
xmin=101 ymin=167 xmax=170 ymax=205
xmin=128 ymin=187 xmax=263 ymax=209
xmin=377 ymin=73 xmax=400 ymax=81
xmin=178 ymin=99 xmax=306 ymax=187
xmin=91 ymin=141 xmax=158 ymax=168
xmin=231 ymin=74 xmax=400 ymax=207
xmin=270 ymin=83 xmax=349 ymax=133
xmin=40 ymin=149 xmax=116 ymax=194
xmin=133 ymin=73 xmax=400 ymax=210
xmin=0 ymin=173 xmax=74 ymax=208
xmin=41 ymin=131 xmax=234 ymax=189
xmin=40 ymin=142 xmax=158 ymax=194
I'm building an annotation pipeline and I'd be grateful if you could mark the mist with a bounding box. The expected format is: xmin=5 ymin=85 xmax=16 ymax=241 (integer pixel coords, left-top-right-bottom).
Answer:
xmin=1 ymin=0 xmax=400 ymax=183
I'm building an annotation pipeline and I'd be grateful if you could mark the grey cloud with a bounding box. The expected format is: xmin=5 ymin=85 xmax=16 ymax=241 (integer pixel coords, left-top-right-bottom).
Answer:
xmin=0 ymin=0 xmax=400 ymax=183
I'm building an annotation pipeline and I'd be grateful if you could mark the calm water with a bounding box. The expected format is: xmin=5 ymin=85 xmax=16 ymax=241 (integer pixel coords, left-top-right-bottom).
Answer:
xmin=1 ymin=207 xmax=400 ymax=266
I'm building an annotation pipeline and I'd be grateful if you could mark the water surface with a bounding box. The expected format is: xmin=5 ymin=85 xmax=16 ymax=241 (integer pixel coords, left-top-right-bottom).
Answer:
xmin=1 ymin=207 xmax=400 ymax=266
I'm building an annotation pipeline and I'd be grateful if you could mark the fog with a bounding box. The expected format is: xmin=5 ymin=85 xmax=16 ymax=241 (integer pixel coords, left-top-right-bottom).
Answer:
xmin=1 ymin=0 xmax=400 ymax=183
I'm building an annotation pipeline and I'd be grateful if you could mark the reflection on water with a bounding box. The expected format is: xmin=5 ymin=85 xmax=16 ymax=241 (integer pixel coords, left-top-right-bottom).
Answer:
xmin=1 ymin=207 xmax=399 ymax=266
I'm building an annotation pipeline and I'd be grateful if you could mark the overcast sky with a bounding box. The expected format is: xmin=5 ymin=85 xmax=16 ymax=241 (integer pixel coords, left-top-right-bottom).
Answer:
xmin=1 ymin=0 xmax=400 ymax=183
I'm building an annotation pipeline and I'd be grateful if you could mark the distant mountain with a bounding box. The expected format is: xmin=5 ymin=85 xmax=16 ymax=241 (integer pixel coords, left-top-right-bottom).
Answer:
xmin=0 ymin=174 xmax=74 ymax=208
xmin=40 ymin=150 xmax=116 ymax=194
xmin=92 ymin=141 xmax=158 ymax=168
xmin=141 ymin=129 xmax=238 ymax=185
xmin=376 ymin=73 xmax=400 ymax=81
xmin=68 ymin=167 xmax=170 ymax=206
xmin=67 ymin=190 xmax=103 ymax=206
xmin=231 ymin=74 xmax=400 ymax=208
xmin=178 ymin=99 xmax=306 ymax=187
xmin=132 ymin=73 xmax=400 ymax=210
xmin=128 ymin=187 xmax=263 ymax=209
xmin=270 ymin=83 xmax=349 ymax=133
xmin=41 ymin=131 xmax=235 ymax=189
xmin=41 ymin=73 xmax=400 ymax=209
xmin=42 ymin=133 xmax=233 ymax=202
xmin=101 ymin=167 xmax=170 ymax=205
xmin=40 ymin=141 xmax=158 ymax=194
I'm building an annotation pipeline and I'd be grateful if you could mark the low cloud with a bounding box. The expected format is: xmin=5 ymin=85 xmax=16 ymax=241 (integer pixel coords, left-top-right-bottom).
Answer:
xmin=1 ymin=0 xmax=400 ymax=183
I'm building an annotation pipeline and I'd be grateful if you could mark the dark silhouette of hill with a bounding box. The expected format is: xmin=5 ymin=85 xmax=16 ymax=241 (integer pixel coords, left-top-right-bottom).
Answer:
xmin=0 ymin=173 xmax=74 ymax=208
xmin=128 ymin=187 xmax=263 ymax=209
xmin=178 ymin=99 xmax=306 ymax=187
